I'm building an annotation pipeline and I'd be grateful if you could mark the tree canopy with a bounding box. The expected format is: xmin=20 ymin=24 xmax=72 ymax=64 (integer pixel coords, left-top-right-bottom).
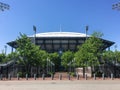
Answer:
xmin=16 ymin=33 xmax=47 ymax=73
xmin=75 ymin=32 xmax=104 ymax=67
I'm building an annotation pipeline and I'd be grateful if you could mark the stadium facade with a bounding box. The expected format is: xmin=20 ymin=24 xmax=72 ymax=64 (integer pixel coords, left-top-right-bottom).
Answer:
xmin=0 ymin=32 xmax=115 ymax=78
xmin=7 ymin=32 xmax=114 ymax=53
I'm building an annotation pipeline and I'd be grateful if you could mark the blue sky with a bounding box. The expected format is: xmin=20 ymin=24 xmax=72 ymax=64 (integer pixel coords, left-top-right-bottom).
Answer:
xmin=0 ymin=0 xmax=120 ymax=54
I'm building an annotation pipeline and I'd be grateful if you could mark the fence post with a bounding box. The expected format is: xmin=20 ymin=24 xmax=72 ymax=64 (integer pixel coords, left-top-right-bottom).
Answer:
xmin=8 ymin=74 xmax=11 ymax=80
xmin=42 ymin=74 xmax=45 ymax=80
xmin=93 ymin=73 xmax=96 ymax=80
xmin=111 ymin=73 xmax=113 ymax=80
xmin=26 ymin=74 xmax=28 ymax=80
xmin=17 ymin=73 xmax=19 ymax=80
xmin=76 ymin=74 xmax=79 ymax=80
xmin=68 ymin=73 xmax=70 ymax=80
xmin=102 ymin=73 xmax=105 ymax=80
xmin=85 ymin=74 xmax=87 ymax=80
xmin=34 ymin=74 xmax=36 ymax=80
xmin=51 ymin=74 xmax=54 ymax=80
xmin=59 ymin=74 xmax=62 ymax=80
xmin=0 ymin=74 xmax=3 ymax=80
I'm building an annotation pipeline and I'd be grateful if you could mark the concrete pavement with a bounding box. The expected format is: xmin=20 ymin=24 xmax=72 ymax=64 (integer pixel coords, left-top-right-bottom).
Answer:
xmin=0 ymin=80 xmax=120 ymax=90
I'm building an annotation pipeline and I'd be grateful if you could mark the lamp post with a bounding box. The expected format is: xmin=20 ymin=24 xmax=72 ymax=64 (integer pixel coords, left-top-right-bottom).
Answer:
xmin=85 ymin=25 xmax=88 ymax=40
xmin=4 ymin=45 xmax=7 ymax=55
xmin=112 ymin=2 xmax=120 ymax=10
xmin=33 ymin=25 xmax=36 ymax=45
xmin=0 ymin=2 xmax=10 ymax=11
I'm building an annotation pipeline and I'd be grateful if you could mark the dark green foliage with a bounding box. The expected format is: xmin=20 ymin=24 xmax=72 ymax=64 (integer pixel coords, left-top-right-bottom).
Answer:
xmin=61 ymin=51 xmax=74 ymax=70
xmin=75 ymin=32 xmax=103 ymax=67
xmin=16 ymin=33 xmax=47 ymax=73
xmin=49 ymin=52 xmax=60 ymax=71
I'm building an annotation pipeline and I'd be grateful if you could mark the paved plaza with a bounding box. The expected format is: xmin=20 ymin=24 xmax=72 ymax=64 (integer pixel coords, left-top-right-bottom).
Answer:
xmin=0 ymin=80 xmax=120 ymax=90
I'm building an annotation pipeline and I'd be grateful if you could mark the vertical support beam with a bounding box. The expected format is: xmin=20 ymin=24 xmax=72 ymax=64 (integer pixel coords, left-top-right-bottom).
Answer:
xmin=68 ymin=40 xmax=69 ymax=50
xmin=52 ymin=39 xmax=54 ymax=52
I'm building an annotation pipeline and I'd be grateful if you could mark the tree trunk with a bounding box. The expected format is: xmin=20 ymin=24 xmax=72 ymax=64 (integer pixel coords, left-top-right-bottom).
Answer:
xmin=83 ymin=66 xmax=85 ymax=78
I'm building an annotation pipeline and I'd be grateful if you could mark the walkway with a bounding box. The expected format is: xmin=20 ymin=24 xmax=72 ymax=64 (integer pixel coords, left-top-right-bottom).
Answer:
xmin=0 ymin=80 xmax=120 ymax=90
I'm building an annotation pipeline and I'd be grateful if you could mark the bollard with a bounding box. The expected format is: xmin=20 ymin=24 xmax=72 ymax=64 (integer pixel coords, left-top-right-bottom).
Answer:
xmin=8 ymin=74 xmax=11 ymax=80
xmin=51 ymin=74 xmax=54 ymax=80
xmin=85 ymin=74 xmax=87 ymax=80
xmin=17 ymin=73 xmax=19 ymax=80
xmin=111 ymin=73 xmax=113 ymax=80
xmin=59 ymin=74 xmax=62 ymax=80
xmin=76 ymin=74 xmax=79 ymax=80
xmin=26 ymin=74 xmax=28 ymax=80
xmin=34 ymin=74 xmax=36 ymax=80
xmin=0 ymin=74 xmax=3 ymax=80
xmin=42 ymin=74 xmax=45 ymax=80
xmin=68 ymin=73 xmax=70 ymax=80
xmin=102 ymin=73 xmax=105 ymax=80
xmin=93 ymin=73 xmax=96 ymax=80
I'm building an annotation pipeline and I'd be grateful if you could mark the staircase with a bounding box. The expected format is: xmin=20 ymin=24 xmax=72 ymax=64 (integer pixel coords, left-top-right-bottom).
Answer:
xmin=54 ymin=72 xmax=68 ymax=79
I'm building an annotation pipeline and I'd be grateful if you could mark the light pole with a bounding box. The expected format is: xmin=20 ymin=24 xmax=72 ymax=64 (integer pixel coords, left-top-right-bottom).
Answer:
xmin=112 ymin=2 xmax=120 ymax=10
xmin=33 ymin=25 xmax=36 ymax=45
xmin=0 ymin=2 xmax=10 ymax=11
xmin=85 ymin=25 xmax=88 ymax=40
xmin=4 ymin=45 xmax=7 ymax=55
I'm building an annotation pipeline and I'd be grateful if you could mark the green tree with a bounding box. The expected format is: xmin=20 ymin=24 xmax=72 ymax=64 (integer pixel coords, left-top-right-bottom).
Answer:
xmin=16 ymin=33 xmax=47 ymax=75
xmin=102 ymin=50 xmax=115 ymax=63
xmin=49 ymin=52 xmax=60 ymax=71
xmin=75 ymin=31 xmax=103 ymax=77
xmin=61 ymin=51 xmax=74 ymax=71
xmin=0 ymin=53 xmax=6 ymax=63
xmin=114 ymin=50 xmax=120 ymax=63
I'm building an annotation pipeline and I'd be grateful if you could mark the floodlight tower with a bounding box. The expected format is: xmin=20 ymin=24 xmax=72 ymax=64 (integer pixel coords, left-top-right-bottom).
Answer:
xmin=112 ymin=2 xmax=120 ymax=11
xmin=0 ymin=2 xmax=10 ymax=11
xmin=33 ymin=25 xmax=37 ymax=44
xmin=85 ymin=25 xmax=88 ymax=40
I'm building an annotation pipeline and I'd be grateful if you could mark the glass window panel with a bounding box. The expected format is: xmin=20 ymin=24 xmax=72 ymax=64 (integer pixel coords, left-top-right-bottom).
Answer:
xmin=54 ymin=44 xmax=60 ymax=50
xmin=37 ymin=40 xmax=43 ymax=43
xmin=69 ymin=40 xmax=76 ymax=43
xmin=46 ymin=44 xmax=52 ymax=50
xmin=45 ymin=40 xmax=52 ymax=43
xmin=62 ymin=44 xmax=68 ymax=50
xmin=61 ymin=40 xmax=68 ymax=43
xmin=78 ymin=40 xmax=84 ymax=43
xmin=69 ymin=44 xmax=75 ymax=49
xmin=53 ymin=40 xmax=60 ymax=43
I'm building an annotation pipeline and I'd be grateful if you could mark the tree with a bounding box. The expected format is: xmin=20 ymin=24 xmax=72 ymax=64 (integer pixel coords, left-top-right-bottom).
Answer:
xmin=61 ymin=51 xmax=74 ymax=71
xmin=0 ymin=53 xmax=6 ymax=63
xmin=114 ymin=50 xmax=120 ymax=63
xmin=102 ymin=50 xmax=115 ymax=63
xmin=75 ymin=31 xmax=103 ymax=77
xmin=16 ymin=33 xmax=47 ymax=75
xmin=49 ymin=52 xmax=60 ymax=71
